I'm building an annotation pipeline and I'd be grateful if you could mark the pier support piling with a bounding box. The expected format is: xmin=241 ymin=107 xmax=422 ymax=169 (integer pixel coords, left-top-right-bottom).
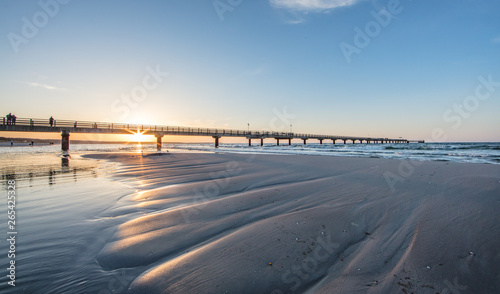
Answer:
xmin=61 ymin=130 xmax=70 ymax=154
xmin=260 ymin=138 xmax=264 ymax=146
xmin=319 ymin=139 xmax=323 ymax=145
xmin=276 ymin=139 xmax=280 ymax=146
xmin=155 ymin=135 xmax=163 ymax=151
xmin=248 ymin=138 xmax=251 ymax=147
xmin=288 ymin=138 xmax=291 ymax=145
xmin=213 ymin=136 xmax=220 ymax=148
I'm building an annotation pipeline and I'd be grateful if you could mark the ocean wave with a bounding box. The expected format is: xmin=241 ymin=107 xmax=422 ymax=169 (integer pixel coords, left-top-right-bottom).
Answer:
xmin=2 ymin=142 xmax=499 ymax=165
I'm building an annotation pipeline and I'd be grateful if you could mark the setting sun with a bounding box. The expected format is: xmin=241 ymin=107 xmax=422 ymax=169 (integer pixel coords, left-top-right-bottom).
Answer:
xmin=132 ymin=131 xmax=146 ymax=142
xmin=129 ymin=129 xmax=148 ymax=142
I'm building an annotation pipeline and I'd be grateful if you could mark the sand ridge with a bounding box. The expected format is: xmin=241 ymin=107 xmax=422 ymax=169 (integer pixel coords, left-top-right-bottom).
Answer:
xmin=85 ymin=152 xmax=500 ymax=293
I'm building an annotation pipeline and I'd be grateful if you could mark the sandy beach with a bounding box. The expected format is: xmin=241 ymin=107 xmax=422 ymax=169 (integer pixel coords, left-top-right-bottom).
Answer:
xmin=81 ymin=152 xmax=500 ymax=293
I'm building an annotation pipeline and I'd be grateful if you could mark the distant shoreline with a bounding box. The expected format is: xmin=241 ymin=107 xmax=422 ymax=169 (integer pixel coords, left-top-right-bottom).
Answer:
xmin=1 ymin=137 xmax=498 ymax=145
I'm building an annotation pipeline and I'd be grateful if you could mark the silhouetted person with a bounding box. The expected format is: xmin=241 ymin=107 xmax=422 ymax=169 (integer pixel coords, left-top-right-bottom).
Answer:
xmin=49 ymin=116 xmax=54 ymax=127
xmin=12 ymin=115 xmax=16 ymax=125
xmin=31 ymin=141 xmax=34 ymax=146
xmin=10 ymin=140 xmax=13 ymax=146
xmin=6 ymin=113 xmax=12 ymax=125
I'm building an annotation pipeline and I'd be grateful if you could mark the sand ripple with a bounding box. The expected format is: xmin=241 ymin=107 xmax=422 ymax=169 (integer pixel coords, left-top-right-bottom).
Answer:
xmin=89 ymin=153 xmax=500 ymax=293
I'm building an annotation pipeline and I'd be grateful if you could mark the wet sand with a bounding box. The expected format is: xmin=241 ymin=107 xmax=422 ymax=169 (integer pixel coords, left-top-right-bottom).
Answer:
xmin=86 ymin=152 xmax=500 ymax=293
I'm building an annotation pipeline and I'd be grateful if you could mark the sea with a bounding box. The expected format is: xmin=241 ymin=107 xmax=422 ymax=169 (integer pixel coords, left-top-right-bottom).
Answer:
xmin=1 ymin=141 xmax=499 ymax=187
xmin=3 ymin=141 xmax=500 ymax=166
xmin=0 ymin=141 xmax=499 ymax=293
xmin=175 ymin=141 xmax=500 ymax=165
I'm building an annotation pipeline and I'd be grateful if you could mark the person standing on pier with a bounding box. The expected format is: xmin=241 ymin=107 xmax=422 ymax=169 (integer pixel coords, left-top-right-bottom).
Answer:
xmin=12 ymin=114 xmax=16 ymax=125
xmin=49 ymin=116 xmax=54 ymax=127
xmin=6 ymin=113 xmax=12 ymax=125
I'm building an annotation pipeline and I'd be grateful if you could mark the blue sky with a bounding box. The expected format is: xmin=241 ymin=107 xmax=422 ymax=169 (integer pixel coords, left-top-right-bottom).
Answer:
xmin=1 ymin=0 xmax=499 ymax=142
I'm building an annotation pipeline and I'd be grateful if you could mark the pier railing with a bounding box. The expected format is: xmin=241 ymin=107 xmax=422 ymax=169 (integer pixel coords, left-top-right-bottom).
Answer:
xmin=1 ymin=117 xmax=413 ymax=144
xmin=2 ymin=117 xmax=288 ymax=136
xmin=0 ymin=117 xmax=327 ymax=138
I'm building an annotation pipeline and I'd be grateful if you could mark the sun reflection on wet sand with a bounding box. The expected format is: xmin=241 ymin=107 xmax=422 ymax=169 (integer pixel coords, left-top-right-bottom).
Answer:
xmin=0 ymin=152 xmax=116 ymax=188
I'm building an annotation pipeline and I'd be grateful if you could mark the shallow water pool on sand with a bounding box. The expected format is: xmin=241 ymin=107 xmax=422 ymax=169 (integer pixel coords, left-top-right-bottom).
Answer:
xmin=0 ymin=153 xmax=143 ymax=293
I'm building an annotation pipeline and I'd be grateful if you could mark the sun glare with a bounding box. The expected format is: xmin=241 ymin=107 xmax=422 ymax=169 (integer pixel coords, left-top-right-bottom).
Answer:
xmin=132 ymin=131 xmax=145 ymax=142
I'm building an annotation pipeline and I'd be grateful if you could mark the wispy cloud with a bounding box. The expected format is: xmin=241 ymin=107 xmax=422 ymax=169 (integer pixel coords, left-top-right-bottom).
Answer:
xmin=270 ymin=0 xmax=360 ymax=12
xmin=17 ymin=81 xmax=68 ymax=91
xmin=285 ymin=17 xmax=306 ymax=24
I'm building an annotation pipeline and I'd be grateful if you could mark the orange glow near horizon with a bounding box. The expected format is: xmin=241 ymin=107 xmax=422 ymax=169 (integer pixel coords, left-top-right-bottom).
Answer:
xmin=3 ymin=131 xmax=497 ymax=144
xmin=122 ymin=126 xmax=157 ymax=144
xmin=0 ymin=131 xmax=222 ymax=143
xmin=128 ymin=129 xmax=147 ymax=143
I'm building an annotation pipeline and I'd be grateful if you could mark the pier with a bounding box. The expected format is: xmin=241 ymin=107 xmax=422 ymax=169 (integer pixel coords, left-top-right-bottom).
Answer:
xmin=1 ymin=117 xmax=422 ymax=152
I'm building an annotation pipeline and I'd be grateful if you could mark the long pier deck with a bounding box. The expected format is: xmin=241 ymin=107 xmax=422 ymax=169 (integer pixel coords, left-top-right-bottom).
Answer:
xmin=1 ymin=117 xmax=423 ymax=152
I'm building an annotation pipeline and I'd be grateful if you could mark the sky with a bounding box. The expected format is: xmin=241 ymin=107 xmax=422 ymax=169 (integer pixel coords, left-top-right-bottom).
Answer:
xmin=1 ymin=0 xmax=499 ymax=142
